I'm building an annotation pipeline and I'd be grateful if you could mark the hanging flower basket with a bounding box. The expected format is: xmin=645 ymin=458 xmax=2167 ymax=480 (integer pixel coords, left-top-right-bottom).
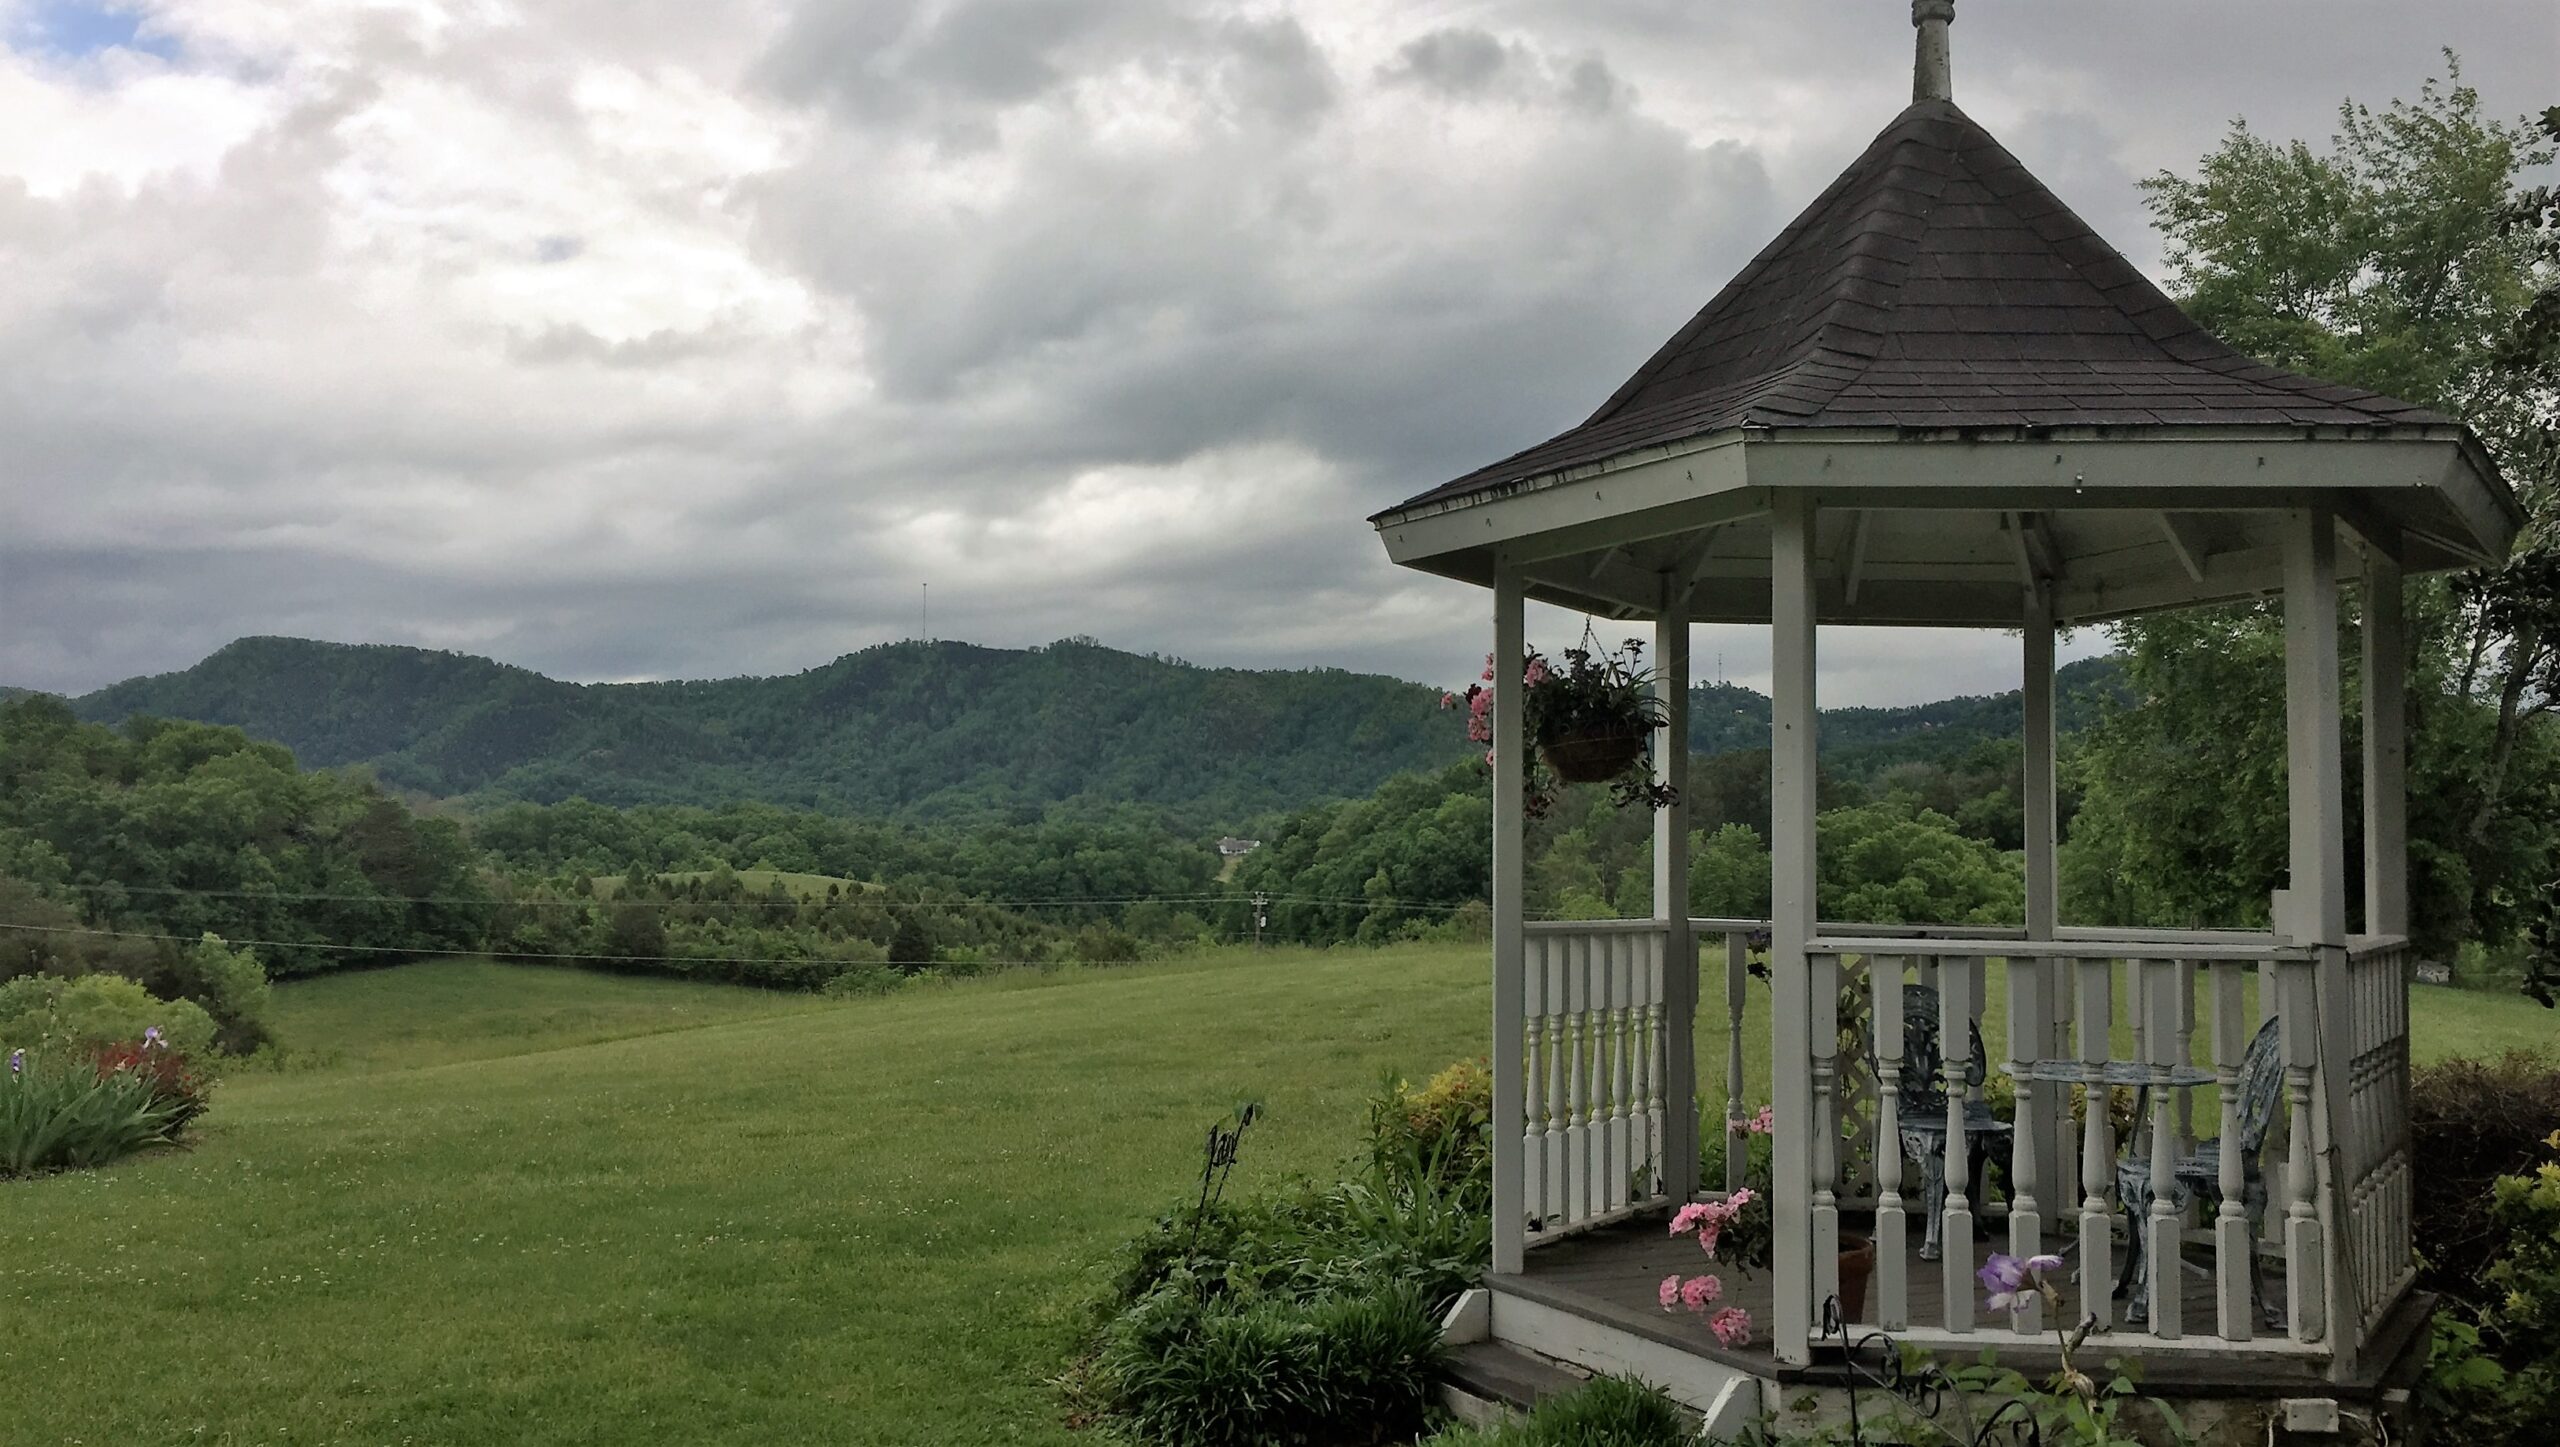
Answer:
xmin=1442 ymin=624 xmax=1680 ymax=814
xmin=1539 ymin=725 xmax=1649 ymax=783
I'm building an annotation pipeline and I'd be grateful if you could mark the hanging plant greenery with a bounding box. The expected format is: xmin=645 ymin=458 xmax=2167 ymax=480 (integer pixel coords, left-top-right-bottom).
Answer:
xmin=1443 ymin=626 xmax=1679 ymax=816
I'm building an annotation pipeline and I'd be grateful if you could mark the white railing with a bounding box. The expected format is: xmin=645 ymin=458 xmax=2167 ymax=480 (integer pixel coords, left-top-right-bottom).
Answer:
xmin=1519 ymin=920 xmax=1679 ymax=1241
xmin=2338 ymin=936 xmax=2415 ymax=1340
xmin=1804 ymin=935 xmax=2331 ymax=1356
xmin=1493 ymin=917 xmax=2412 ymax=1367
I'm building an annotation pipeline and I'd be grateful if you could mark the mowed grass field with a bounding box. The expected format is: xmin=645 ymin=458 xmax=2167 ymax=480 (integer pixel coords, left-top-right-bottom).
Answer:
xmin=1 ymin=946 xmax=2550 ymax=1446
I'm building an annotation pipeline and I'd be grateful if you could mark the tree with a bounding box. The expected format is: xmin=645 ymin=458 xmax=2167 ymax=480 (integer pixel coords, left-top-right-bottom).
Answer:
xmin=1689 ymin=824 xmax=1772 ymax=920
xmin=2085 ymin=61 xmax=2559 ymax=960
xmin=1815 ymin=802 xmax=2022 ymax=927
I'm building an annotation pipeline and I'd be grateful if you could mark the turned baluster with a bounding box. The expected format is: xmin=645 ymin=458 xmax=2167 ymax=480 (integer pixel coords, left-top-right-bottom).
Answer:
xmin=2280 ymin=958 xmax=2326 ymax=1343
xmin=1811 ymin=949 xmax=1841 ymax=1315
xmin=1726 ymin=931 xmax=1749 ymax=1193
xmin=2077 ymin=956 xmax=2115 ymax=1328
xmin=2211 ymin=961 xmax=2252 ymax=1341
xmin=2006 ymin=954 xmax=2045 ymax=1337
xmin=1566 ymin=935 xmax=1592 ymax=1224
xmin=1523 ymin=935 xmax=1548 ymax=1229
xmin=2145 ymin=958 xmax=2184 ymax=1338
xmin=1636 ymin=931 xmax=1662 ymax=1200
xmin=1543 ymin=939 xmax=1568 ymax=1227
xmin=1873 ymin=961 xmax=1908 ymax=1329
xmin=1607 ymin=934 xmax=1633 ymax=1213
xmin=1941 ymin=956 xmax=1975 ymax=1333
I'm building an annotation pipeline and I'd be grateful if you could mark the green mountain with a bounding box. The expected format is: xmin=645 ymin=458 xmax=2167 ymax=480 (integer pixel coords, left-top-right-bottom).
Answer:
xmin=66 ymin=637 xmax=1468 ymax=826
xmin=58 ymin=637 xmax=2124 ymax=827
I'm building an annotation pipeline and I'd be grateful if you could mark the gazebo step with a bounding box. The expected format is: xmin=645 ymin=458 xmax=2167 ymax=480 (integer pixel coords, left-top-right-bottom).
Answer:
xmin=1442 ymin=1340 xmax=1589 ymax=1412
xmin=1483 ymin=1276 xmax=1765 ymax=1437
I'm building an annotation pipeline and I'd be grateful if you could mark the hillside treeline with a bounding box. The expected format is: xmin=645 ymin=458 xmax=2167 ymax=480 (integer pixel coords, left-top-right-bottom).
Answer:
xmin=0 ymin=697 xmax=1226 ymax=1020
xmin=67 ymin=636 xmax=1468 ymax=829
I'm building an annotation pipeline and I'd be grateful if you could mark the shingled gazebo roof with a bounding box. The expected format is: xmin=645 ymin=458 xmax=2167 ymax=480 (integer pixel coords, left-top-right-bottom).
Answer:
xmin=1369 ymin=15 xmax=2520 ymax=629
xmin=1393 ymin=98 xmax=2453 ymax=516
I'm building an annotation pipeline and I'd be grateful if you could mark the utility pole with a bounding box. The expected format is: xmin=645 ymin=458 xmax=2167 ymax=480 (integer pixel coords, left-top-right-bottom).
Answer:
xmin=921 ymin=582 xmax=929 ymax=642
xmin=1252 ymin=892 xmax=1268 ymax=951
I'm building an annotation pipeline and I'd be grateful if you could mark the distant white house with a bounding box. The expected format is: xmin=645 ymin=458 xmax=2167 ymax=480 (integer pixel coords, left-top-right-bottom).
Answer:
xmin=1217 ymin=836 xmax=1261 ymax=858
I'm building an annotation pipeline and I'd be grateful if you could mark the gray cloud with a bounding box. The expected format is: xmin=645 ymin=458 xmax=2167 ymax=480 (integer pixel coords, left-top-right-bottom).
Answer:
xmin=0 ymin=0 xmax=2550 ymax=708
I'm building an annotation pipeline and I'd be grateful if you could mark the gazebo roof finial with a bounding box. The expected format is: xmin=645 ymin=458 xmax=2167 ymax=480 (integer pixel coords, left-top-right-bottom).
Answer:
xmin=1913 ymin=0 xmax=1954 ymax=103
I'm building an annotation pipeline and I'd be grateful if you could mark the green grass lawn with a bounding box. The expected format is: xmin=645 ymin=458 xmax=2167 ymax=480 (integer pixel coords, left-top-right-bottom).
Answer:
xmin=0 ymin=946 xmax=2548 ymax=1445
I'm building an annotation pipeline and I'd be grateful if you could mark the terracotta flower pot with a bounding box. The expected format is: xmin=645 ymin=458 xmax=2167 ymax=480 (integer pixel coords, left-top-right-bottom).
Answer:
xmin=1837 ymin=1234 xmax=1878 ymax=1324
xmin=1539 ymin=727 xmax=1648 ymax=783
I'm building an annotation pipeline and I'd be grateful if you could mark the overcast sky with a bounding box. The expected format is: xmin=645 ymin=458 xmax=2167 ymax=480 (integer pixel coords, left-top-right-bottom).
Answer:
xmin=2 ymin=0 xmax=2552 ymax=705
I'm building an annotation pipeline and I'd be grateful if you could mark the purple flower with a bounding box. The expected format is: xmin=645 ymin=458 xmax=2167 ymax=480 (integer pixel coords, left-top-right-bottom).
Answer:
xmin=1977 ymin=1252 xmax=2066 ymax=1313
xmin=7 ymin=1049 xmax=20 ymax=1075
xmin=142 ymin=1026 xmax=163 ymax=1049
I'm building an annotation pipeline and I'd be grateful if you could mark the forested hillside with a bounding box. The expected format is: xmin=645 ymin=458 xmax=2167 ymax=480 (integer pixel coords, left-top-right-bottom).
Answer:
xmin=0 ymin=697 xmax=1220 ymax=1013
xmin=60 ymin=637 xmax=2123 ymax=831
xmin=69 ymin=636 xmax=1466 ymax=827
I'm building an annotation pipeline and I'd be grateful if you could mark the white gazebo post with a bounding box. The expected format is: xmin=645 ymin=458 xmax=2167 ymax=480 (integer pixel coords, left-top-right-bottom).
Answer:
xmin=1768 ymin=494 xmax=1819 ymax=1361
xmin=1655 ymin=585 xmax=1698 ymax=1199
xmin=1491 ymin=556 xmax=1528 ymax=1277
xmin=2362 ymin=548 xmax=2409 ymax=939
xmin=2280 ymin=506 xmax=2349 ymax=1349
xmin=2014 ymin=585 xmax=2059 ymax=1319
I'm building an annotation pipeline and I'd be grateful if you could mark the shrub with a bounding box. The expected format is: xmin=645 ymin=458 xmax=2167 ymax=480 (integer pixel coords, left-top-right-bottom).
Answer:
xmin=2419 ymin=1130 xmax=2560 ymax=1441
xmin=1072 ymin=924 xmax=1141 ymax=966
xmin=1368 ymin=1059 xmax=1493 ymax=1192
xmin=2410 ymin=1051 xmax=2560 ymax=1305
xmin=0 ymin=1051 xmax=181 ymax=1176
xmin=1090 ymin=1105 xmax=1494 ymax=1447
xmin=1423 ymin=1373 xmax=1688 ymax=1447
xmin=1110 ymin=1162 xmax=1490 ymax=1323
xmin=148 ymin=934 xmax=272 ymax=1053
xmin=1093 ymin=1282 xmax=1442 ymax=1447
xmin=820 ymin=961 xmax=902 ymax=999
xmin=0 ymin=974 xmax=218 ymax=1060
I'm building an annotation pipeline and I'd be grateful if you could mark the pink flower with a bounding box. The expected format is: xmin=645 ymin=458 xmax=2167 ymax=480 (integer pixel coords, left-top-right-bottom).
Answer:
xmin=1438 ymin=692 xmax=1458 ymax=710
xmin=1672 ymin=1193 xmax=1754 ymax=1260
xmin=1709 ymin=1306 xmax=1752 ymax=1347
xmin=1745 ymin=1104 xmax=1775 ymax=1135
xmin=1523 ymin=657 xmax=1551 ymax=687
xmin=1680 ymin=1275 xmax=1722 ymax=1311
xmin=1658 ymin=1275 xmax=1680 ymax=1310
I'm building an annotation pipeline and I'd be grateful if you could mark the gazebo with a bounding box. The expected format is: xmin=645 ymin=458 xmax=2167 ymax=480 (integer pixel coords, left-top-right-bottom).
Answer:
xmin=1374 ymin=3 xmax=2523 ymax=1431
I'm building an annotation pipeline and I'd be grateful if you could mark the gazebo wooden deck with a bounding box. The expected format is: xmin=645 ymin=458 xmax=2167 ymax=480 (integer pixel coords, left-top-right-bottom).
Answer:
xmin=1371 ymin=4 xmax=2522 ymax=1437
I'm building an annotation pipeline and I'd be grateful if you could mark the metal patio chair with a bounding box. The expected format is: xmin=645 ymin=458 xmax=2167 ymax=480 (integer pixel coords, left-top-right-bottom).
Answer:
xmin=2116 ymin=1014 xmax=2286 ymax=1326
xmin=1892 ymin=983 xmax=2014 ymax=1262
